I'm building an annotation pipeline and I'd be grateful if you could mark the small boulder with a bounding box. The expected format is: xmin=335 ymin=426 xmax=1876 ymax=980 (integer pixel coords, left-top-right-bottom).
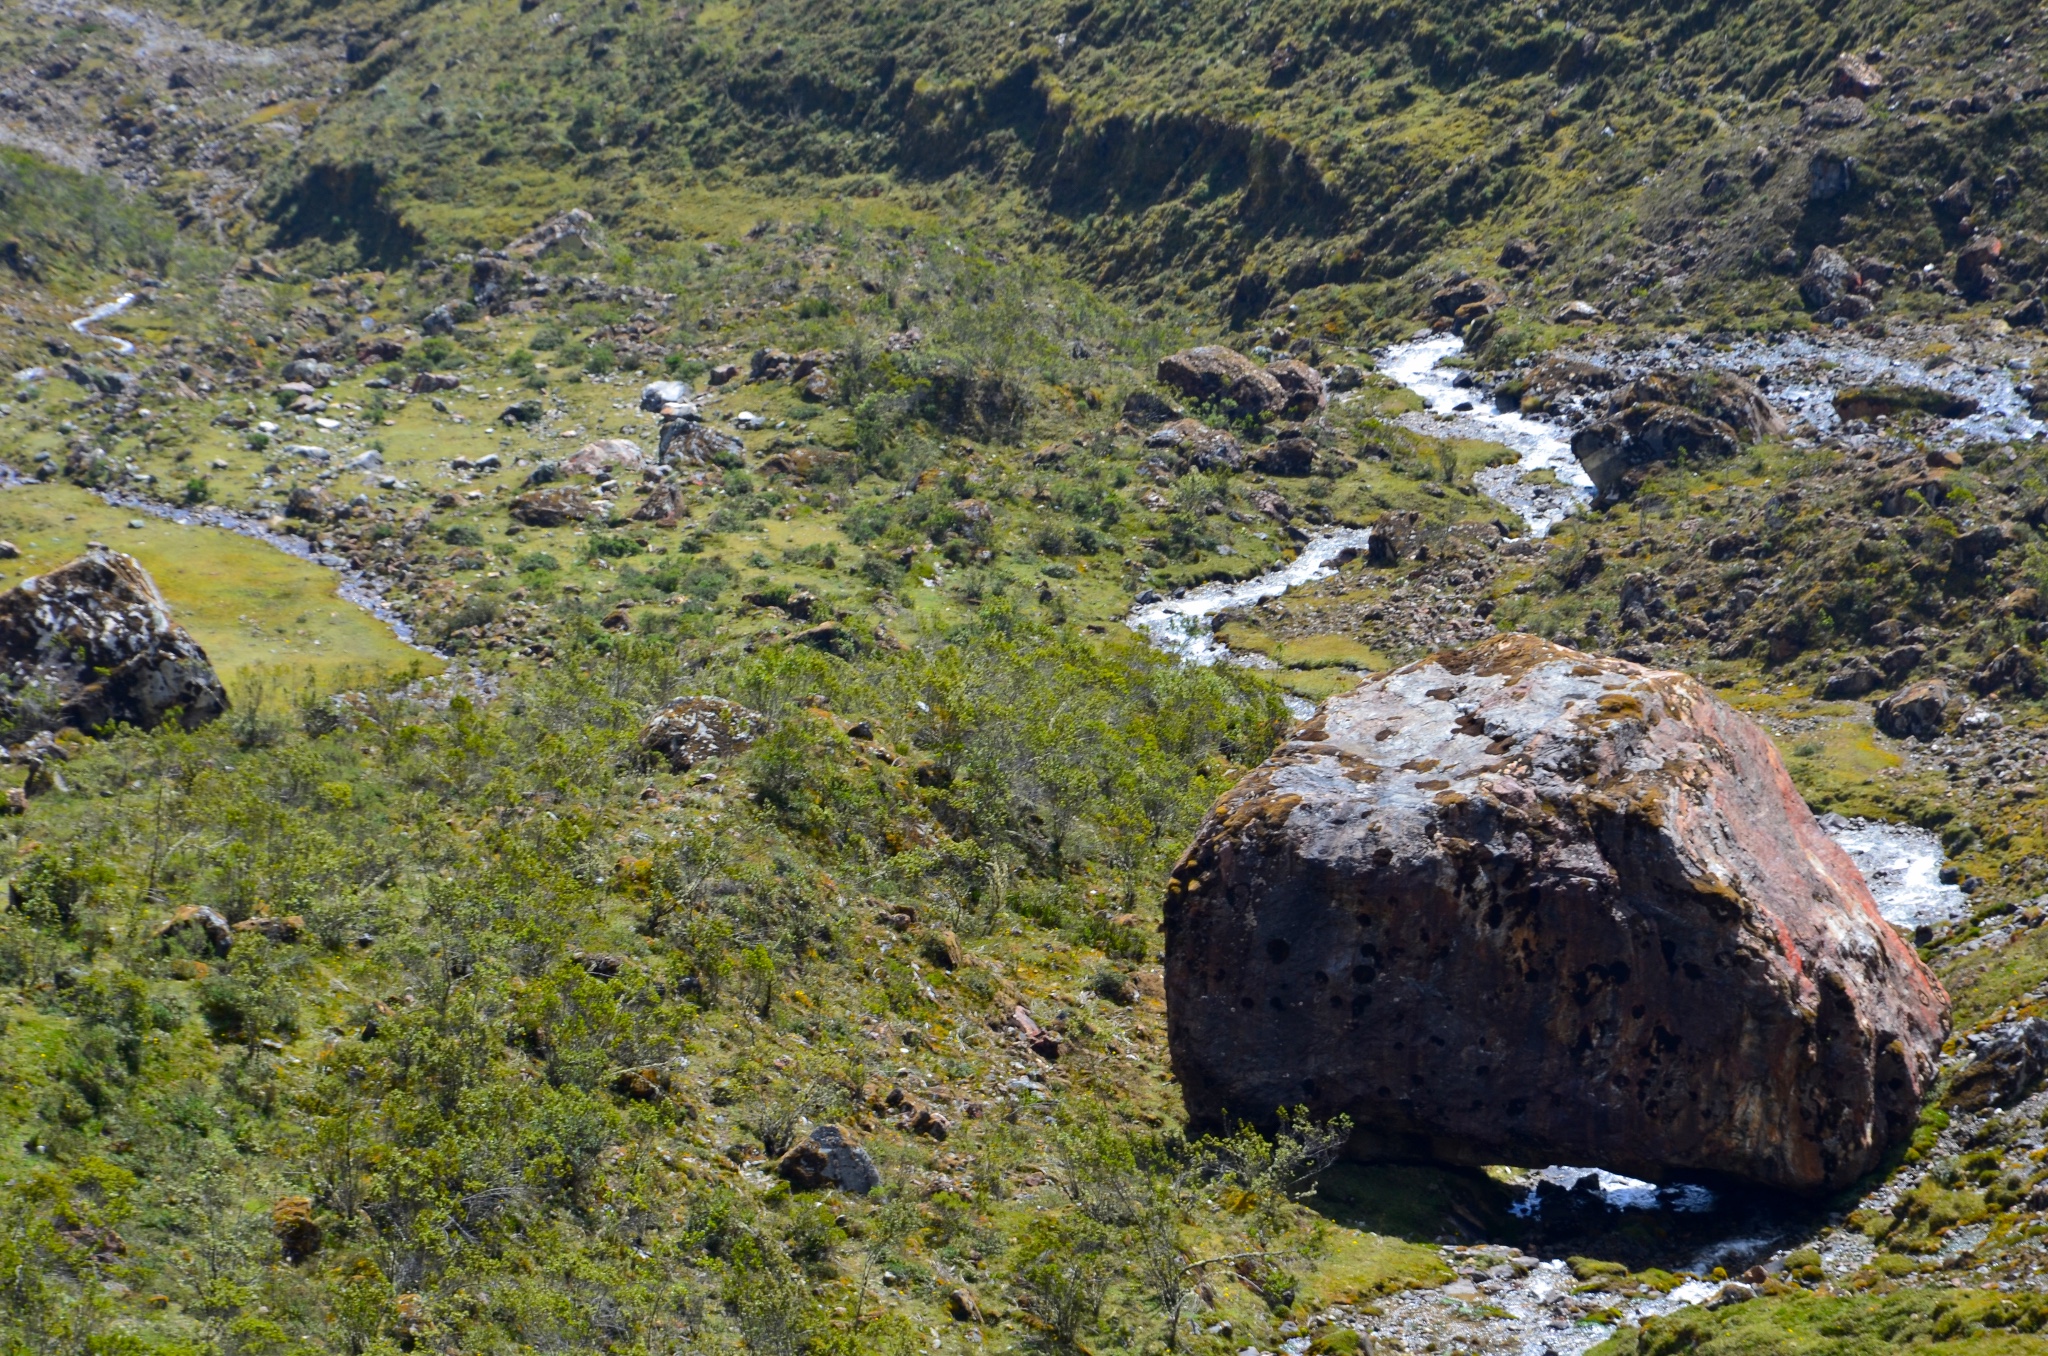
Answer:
xmin=1829 ymin=52 xmax=1886 ymax=100
xmin=559 ymin=438 xmax=646 ymax=477
xmin=1950 ymin=1018 xmax=2048 ymax=1112
xmin=506 ymin=208 xmax=601 ymax=260
xmin=1121 ymin=390 xmax=1182 ymax=427
xmin=1799 ymin=246 xmax=1858 ymax=311
xmin=499 ymin=399 xmax=544 ymax=426
xmin=776 ymin=1125 xmax=881 ymax=1194
xmin=640 ymin=695 xmax=763 ymax=772
xmin=507 ymin=486 xmax=595 ymax=527
xmin=1264 ymin=359 xmax=1327 ymax=418
xmin=411 ymin=371 xmax=461 ymax=394
xmin=1144 ymin=419 xmax=1243 ymax=472
xmin=1832 ymin=386 xmax=1980 ymax=421
xmin=640 ymin=379 xmax=692 ymax=412
xmin=1875 ymin=679 xmax=1954 ymax=739
xmin=0 ymin=553 xmax=228 ymax=737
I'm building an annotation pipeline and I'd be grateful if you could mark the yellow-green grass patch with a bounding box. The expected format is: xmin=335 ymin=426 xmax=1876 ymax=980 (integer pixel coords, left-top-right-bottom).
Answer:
xmin=0 ymin=482 xmax=435 ymax=694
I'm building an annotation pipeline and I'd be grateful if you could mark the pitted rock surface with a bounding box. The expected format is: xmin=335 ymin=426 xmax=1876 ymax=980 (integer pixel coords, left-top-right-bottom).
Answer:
xmin=1164 ymin=633 xmax=1949 ymax=1194
xmin=0 ymin=552 xmax=228 ymax=737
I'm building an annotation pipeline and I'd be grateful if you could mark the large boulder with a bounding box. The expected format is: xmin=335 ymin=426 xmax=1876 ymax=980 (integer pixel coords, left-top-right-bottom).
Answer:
xmin=0 ymin=553 xmax=228 ymax=738
xmin=1156 ymin=347 xmax=1287 ymax=420
xmin=1157 ymin=346 xmax=1264 ymax=404
xmin=1164 ymin=634 xmax=1950 ymax=1195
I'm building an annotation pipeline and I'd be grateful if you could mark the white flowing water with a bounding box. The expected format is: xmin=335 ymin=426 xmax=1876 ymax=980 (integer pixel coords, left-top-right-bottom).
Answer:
xmin=1377 ymin=333 xmax=1595 ymax=535
xmin=1819 ymin=813 xmax=1968 ymax=929
xmin=1123 ymin=527 xmax=1374 ymax=666
xmin=70 ymin=293 xmax=138 ymax=356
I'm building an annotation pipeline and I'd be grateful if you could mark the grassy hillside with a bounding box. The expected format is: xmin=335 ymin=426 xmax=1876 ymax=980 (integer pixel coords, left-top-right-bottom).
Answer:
xmin=8 ymin=0 xmax=2048 ymax=1353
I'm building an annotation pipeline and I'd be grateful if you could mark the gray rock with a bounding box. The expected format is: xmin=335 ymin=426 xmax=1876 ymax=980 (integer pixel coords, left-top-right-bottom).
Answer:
xmin=0 ymin=552 xmax=228 ymax=737
xmin=776 ymin=1124 xmax=881 ymax=1194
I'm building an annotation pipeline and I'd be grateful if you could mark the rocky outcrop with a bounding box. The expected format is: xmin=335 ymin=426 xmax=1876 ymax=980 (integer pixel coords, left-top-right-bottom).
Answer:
xmin=1164 ymin=634 xmax=1950 ymax=1195
xmin=0 ymin=553 xmax=228 ymax=738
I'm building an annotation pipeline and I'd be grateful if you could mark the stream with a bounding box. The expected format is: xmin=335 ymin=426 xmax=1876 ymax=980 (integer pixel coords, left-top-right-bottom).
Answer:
xmin=69 ymin=292 xmax=138 ymax=356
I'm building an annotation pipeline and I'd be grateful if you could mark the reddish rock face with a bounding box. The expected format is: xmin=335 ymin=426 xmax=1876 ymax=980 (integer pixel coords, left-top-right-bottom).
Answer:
xmin=1164 ymin=634 xmax=1949 ymax=1195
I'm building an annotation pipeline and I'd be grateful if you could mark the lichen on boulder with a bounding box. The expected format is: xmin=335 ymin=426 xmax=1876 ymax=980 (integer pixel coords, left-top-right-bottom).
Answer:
xmin=1164 ymin=633 xmax=1949 ymax=1194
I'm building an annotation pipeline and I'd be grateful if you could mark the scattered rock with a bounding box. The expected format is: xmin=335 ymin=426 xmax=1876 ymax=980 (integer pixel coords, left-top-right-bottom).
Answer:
xmin=280 ymin=358 xmax=334 ymax=387
xmin=1874 ymin=679 xmax=1955 ymax=739
xmin=0 ymin=553 xmax=228 ymax=737
xmin=1164 ymin=634 xmax=1950 ymax=1193
xmin=411 ymin=371 xmax=461 ymax=394
xmin=1553 ymin=300 xmax=1602 ymax=324
xmin=499 ymin=399 xmax=544 ymax=426
xmin=640 ymin=380 xmax=693 ymax=412
xmin=639 ymin=695 xmax=764 ymax=772
xmin=776 ymin=1124 xmax=881 ymax=1194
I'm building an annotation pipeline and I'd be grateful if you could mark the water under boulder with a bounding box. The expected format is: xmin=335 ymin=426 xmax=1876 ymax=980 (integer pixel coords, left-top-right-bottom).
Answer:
xmin=1163 ymin=633 xmax=1949 ymax=1195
